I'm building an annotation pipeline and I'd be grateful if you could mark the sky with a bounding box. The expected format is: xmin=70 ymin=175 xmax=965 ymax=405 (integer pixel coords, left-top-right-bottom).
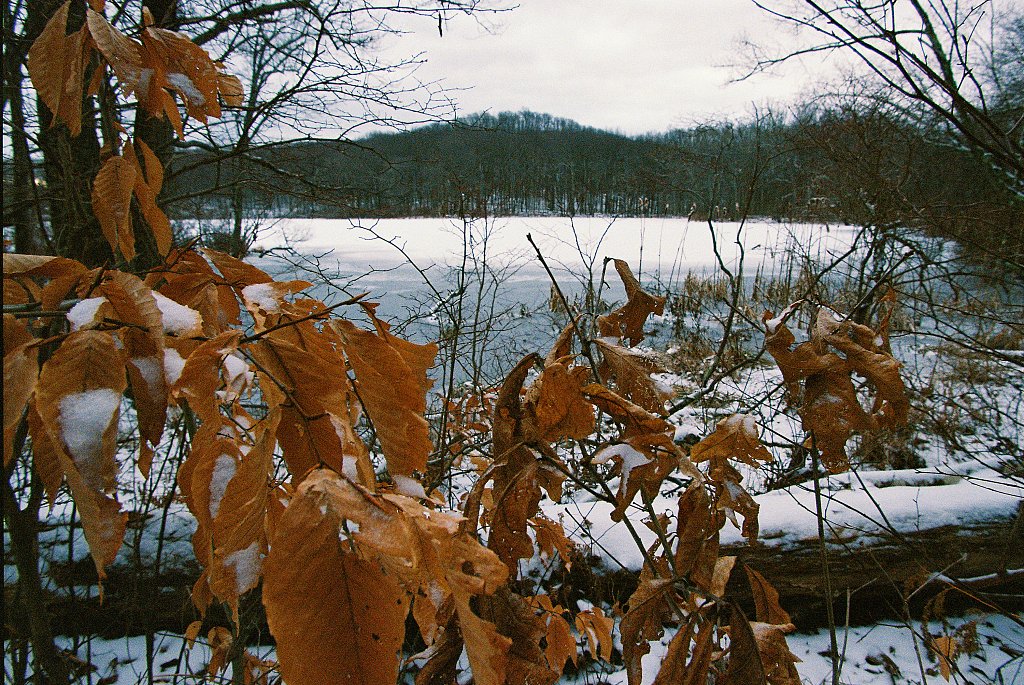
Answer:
xmin=376 ymin=0 xmax=828 ymax=135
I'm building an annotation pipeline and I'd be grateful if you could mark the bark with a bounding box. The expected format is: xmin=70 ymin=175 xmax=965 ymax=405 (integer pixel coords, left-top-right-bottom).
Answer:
xmin=3 ymin=0 xmax=45 ymax=254
xmin=3 ymin=468 xmax=70 ymax=684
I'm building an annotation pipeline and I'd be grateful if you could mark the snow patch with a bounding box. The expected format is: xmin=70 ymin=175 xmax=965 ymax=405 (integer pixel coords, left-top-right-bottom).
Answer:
xmin=59 ymin=389 xmax=121 ymax=490
xmin=241 ymin=283 xmax=279 ymax=313
xmin=166 ymin=72 xmax=206 ymax=105
xmin=209 ymin=454 xmax=237 ymax=519
xmin=394 ymin=474 xmax=426 ymax=498
xmin=223 ymin=542 xmax=261 ymax=594
xmin=67 ymin=297 xmax=107 ymax=330
xmin=593 ymin=443 xmax=652 ymax=494
xmin=164 ymin=348 xmax=187 ymax=385
xmin=152 ymin=292 xmax=202 ymax=336
xmin=341 ymin=455 xmax=359 ymax=481
xmin=130 ymin=356 xmax=163 ymax=399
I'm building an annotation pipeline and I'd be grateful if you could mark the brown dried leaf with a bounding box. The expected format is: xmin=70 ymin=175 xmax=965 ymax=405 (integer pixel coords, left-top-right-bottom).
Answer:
xmin=92 ymin=155 xmax=138 ymax=260
xmin=487 ymin=354 xmax=566 ymax=572
xmin=124 ymin=142 xmax=172 ymax=258
xmin=85 ymin=7 xmax=142 ymax=92
xmin=3 ymin=254 xmax=85 ymax=278
xmin=530 ymin=515 xmax=575 ymax=568
xmin=217 ymin=71 xmax=245 ymax=107
xmin=594 ymin=338 xmax=671 ymax=413
xmin=26 ymin=404 xmax=64 ymax=504
xmin=201 ymin=248 xmax=272 ymax=288
xmin=209 ymin=411 xmax=279 ymax=621
xmin=262 ymin=470 xmax=410 ymax=685
xmin=35 ymin=330 xmax=127 ymax=579
xmin=674 ymin=485 xmax=720 ymax=594
xmin=726 ymin=604 xmax=767 ymax=685
xmin=4 ymin=319 xmax=37 ymax=465
xmin=764 ymin=305 xmax=909 ymax=473
xmin=652 ymin=610 xmax=715 ymax=685
xmin=524 ymin=358 xmax=594 ymax=442
xmin=620 ymin=567 xmax=675 ymax=685
xmin=582 ymin=384 xmax=668 ymax=434
xmin=597 ymin=259 xmax=666 ymax=346
xmin=476 ymin=588 xmax=559 ymax=685
xmin=27 ymin=1 xmax=90 ymax=135
xmin=931 ymin=635 xmax=956 ymax=682
xmin=334 ymin=314 xmax=436 ymax=477
xmin=575 ymin=607 xmax=614 ymax=662
xmin=750 ymin=622 xmax=801 ymax=685
xmin=248 ymin=336 xmax=361 ymax=481
xmin=97 ymin=271 xmax=167 ymax=461
xmin=744 ymin=565 xmax=793 ymax=629
xmin=140 ymin=25 xmax=221 ymax=122
xmin=709 ymin=459 xmax=760 ymax=542
xmin=691 ymin=414 xmax=773 ymax=466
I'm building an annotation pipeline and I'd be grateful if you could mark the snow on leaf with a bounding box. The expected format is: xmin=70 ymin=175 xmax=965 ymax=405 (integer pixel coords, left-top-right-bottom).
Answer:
xmin=163 ymin=347 xmax=186 ymax=385
xmin=67 ymin=296 xmax=110 ymax=330
xmin=208 ymin=453 xmax=237 ymax=519
xmin=152 ymin=291 xmax=203 ymax=336
xmin=691 ymin=413 xmax=773 ymax=466
xmin=58 ymin=388 xmax=121 ymax=490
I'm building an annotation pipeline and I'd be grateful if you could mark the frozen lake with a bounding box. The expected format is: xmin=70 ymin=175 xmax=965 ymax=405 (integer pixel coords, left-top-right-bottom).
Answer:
xmin=255 ymin=216 xmax=859 ymax=290
xmin=249 ymin=216 xmax=861 ymax=382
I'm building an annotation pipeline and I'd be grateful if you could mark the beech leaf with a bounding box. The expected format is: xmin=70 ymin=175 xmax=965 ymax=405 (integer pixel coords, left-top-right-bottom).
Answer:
xmin=27 ymin=1 xmax=90 ymax=135
xmin=92 ymin=155 xmax=139 ymax=260
xmin=262 ymin=470 xmax=410 ymax=685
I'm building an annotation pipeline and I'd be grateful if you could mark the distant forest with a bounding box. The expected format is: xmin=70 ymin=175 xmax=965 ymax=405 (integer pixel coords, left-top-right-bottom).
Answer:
xmin=166 ymin=108 xmax=1021 ymax=254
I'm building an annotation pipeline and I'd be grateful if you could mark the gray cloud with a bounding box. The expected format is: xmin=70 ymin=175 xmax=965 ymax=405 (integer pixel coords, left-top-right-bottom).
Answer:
xmin=374 ymin=0 xmax=822 ymax=133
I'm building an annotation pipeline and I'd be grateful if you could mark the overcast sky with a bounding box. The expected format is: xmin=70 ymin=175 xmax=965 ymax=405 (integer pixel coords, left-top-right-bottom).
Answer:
xmin=377 ymin=1 xmax=828 ymax=135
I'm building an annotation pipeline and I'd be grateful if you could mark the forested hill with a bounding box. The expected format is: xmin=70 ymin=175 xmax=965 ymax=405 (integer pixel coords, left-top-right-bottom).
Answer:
xmin=167 ymin=108 xmax=1019 ymax=245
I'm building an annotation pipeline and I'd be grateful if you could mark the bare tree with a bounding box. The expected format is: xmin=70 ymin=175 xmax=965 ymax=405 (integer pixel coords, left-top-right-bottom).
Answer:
xmin=2 ymin=0 xmax=506 ymax=266
xmin=747 ymin=0 xmax=1024 ymax=196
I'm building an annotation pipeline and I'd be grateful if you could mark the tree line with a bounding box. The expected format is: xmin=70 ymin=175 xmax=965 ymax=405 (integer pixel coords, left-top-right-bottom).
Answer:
xmin=165 ymin=105 xmax=1022 ymax=261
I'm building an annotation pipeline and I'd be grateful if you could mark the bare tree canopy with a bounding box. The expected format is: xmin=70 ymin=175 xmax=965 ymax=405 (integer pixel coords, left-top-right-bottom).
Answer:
xmin=746 ymin=0 xmax=1024 ymax=196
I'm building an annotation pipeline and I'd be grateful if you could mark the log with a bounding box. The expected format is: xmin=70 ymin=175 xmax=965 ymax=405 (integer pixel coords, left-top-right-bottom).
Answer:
xmin=722 ymin=516 xmax=1024 ymax=628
